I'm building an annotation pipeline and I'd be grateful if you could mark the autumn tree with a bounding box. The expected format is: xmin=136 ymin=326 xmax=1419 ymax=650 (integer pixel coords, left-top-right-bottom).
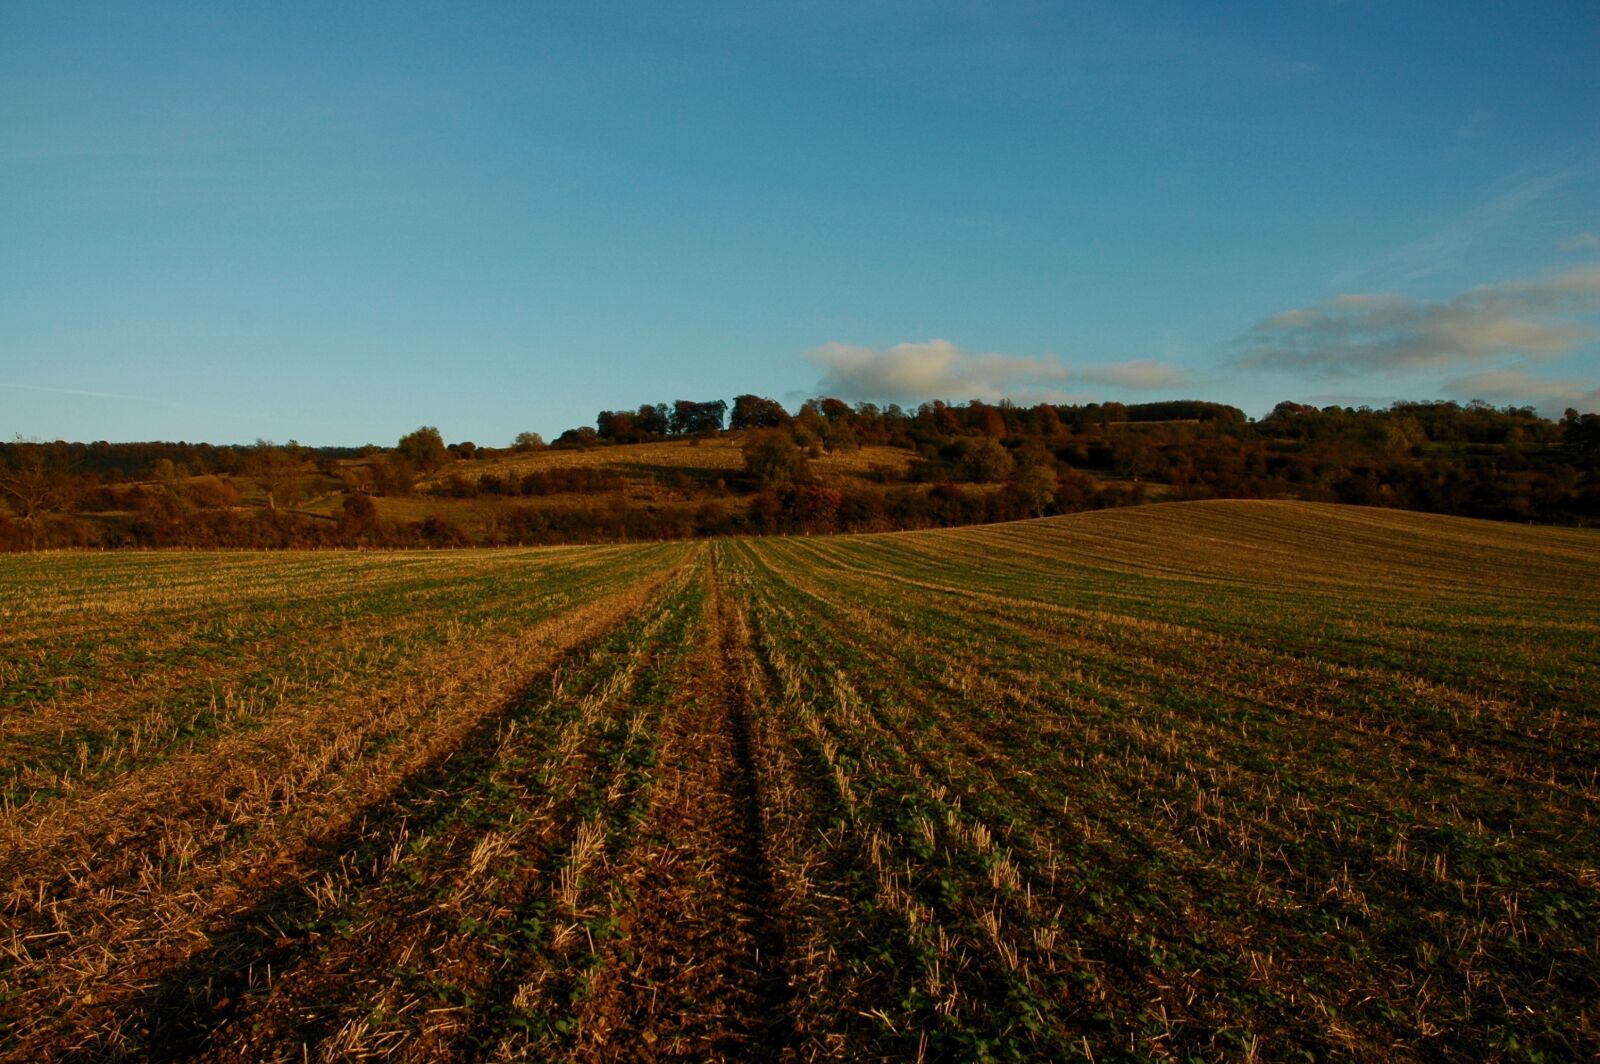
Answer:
xmin=959 ymin=437 xmax=1014 ymax=483
xmin=1016 ymin=464 xmax=1059 ymax=516
xmin=397 ymin=426 xmax=450 ymax=472
xmin=743 ymin=430 xmax=810 ymax=487
xmin=337 ymin=493 xmax=379 ymax=537
xmin=823 ymin=421 xmax=858 ymax=454
xmin=669 ymin=399 xmax=727 ymax=436
xmin=730 ymin=394 xmax=791 ymax=430
xmin=971 ymin=401 xmax=1008 ymax=437
xmin=370 ymin=455 xmax=416 ymax=496
xmin=783 ymin=483 xmax=843 ymax=533
xmin=553 ymin=426 xmax=600 ymax=449
xmin=186 ymin=475 xmax=241 ymax=509
xmin=818 ymin=397 xmax=852 ymax=423
xmin=152 ymin=458 xmax=180 ymax=491
xmin=1028 ymin=404 xmax=1064 ymax=437
xmin=1562 ymin=408 xmax=1600 ymax=468
xmin=250 ymin=443 xmax=305 ymax=511
xmin=596 ymin=409 xmax=637 ymax=441
xmin=634 ymin=403 xmax=671 ymax=437
xmin=1111 ymin=433 xmax=1162 ymax=482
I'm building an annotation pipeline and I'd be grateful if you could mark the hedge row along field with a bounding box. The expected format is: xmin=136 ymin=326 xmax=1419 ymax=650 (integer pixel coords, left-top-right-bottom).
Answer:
xmin=2 ymin=501 xmax=1596 ymax=1061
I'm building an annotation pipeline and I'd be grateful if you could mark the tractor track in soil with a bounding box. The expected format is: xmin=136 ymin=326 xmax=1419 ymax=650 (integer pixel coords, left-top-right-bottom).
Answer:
xmin=574 ymin=559 xmax=796 ymax=1061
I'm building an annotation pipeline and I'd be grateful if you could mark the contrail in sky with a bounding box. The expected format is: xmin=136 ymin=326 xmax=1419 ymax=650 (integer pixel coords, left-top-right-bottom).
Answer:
xmin=1 ymin=382 xmax=162 ymax=403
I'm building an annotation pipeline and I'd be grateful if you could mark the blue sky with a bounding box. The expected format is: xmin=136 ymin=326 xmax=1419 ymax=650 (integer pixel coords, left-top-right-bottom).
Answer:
xmin=3 ymin=1 xmax=1598 ymax=445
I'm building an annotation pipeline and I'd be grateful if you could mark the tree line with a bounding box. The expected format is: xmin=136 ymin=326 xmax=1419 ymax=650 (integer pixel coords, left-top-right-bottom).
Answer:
xmin=3 ymin=396 xmax=1597 ymax=550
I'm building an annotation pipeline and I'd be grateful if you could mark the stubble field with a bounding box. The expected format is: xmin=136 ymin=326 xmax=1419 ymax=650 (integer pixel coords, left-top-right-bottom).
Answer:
xmin=1 ymin=501 xmax=1596 ymax=1061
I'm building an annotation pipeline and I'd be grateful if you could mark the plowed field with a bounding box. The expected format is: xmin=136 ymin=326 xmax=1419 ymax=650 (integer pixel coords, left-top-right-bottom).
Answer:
xmin=3 ymin=501 xmax=1596 ymax=1060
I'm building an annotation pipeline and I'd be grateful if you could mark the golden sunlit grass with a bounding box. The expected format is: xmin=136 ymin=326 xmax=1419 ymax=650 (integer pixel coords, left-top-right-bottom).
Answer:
xmin=438 ymin=437 xmax=748 ymax=482
xmin=425 ymin=437 xmax=914 ymax=486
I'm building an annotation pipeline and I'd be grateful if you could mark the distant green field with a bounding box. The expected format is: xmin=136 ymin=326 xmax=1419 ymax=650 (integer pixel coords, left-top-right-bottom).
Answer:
xmin=2 ymin=501 xmax=1596 ymax=1060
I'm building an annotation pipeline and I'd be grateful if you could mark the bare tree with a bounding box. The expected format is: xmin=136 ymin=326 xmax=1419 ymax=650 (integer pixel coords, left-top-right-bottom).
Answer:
xmin=0 ymin=440 xmax=77 ymax=520
xmin=250 ymin=441 xmax=304 ymax=511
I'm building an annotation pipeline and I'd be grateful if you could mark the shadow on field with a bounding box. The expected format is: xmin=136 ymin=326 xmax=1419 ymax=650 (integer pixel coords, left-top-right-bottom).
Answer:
xmin=616 ymin=461 xmax=736 ymax=488
xmin=715 ymin=586 xmax=797 ymax=1056
xmin=99 ymin=635 xmax=612 ymax=1063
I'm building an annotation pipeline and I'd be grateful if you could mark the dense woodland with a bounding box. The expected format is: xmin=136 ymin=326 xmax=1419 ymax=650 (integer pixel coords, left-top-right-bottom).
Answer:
xmin=4 ymin=396 xmax=1599 ymax=550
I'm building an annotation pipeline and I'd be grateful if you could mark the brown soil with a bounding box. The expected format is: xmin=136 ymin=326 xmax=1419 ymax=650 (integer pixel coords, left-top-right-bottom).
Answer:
xmin=572 ymin=567 xmax=796 ymax=1061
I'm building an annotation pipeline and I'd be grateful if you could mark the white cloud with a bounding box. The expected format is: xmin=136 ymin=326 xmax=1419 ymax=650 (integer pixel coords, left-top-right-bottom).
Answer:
xmin=807 ymin=339 xmax=1073 ymax=404
xmin=1236 ymin=265 xmax=1600 ymax=376
xmin=1079 ymin=359 xmax=1186 ymax=390
xmin=1562 ymin=232 xmax=1600 ymax=251
xmin=1443 ymin=369 xmax=1599 ymax=415
xmin=806 ymin=342 xmax=1192 ymax=403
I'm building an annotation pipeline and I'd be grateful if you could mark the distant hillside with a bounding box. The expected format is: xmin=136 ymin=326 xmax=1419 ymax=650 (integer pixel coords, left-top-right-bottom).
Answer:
xmin=3 ymin=395 xmax=1597 ymax=549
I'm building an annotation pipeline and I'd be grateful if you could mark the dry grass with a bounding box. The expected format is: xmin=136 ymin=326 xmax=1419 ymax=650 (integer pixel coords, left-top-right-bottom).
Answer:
xmin=425 ymin=437 xmax=913 ymax=486
xmin=441 ymin=438 xmax=749 ymax=482
xmin=2 ymin=501 xmax=1595 ymax=1061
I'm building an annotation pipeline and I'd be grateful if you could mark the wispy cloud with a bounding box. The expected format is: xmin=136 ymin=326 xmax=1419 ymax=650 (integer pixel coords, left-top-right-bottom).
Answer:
xmin=808 ymin=339 xmax=1073 ymax=403
xmin=1333 ymin=167 xmax=1576 ymax=288
xmin=1079 ymin=360 xmax=1186 ymax=390
xmin=1235 ymin=265 xmax=1600 ymax=376
xmin=0 ymin=381 xmax=163 ymax=403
